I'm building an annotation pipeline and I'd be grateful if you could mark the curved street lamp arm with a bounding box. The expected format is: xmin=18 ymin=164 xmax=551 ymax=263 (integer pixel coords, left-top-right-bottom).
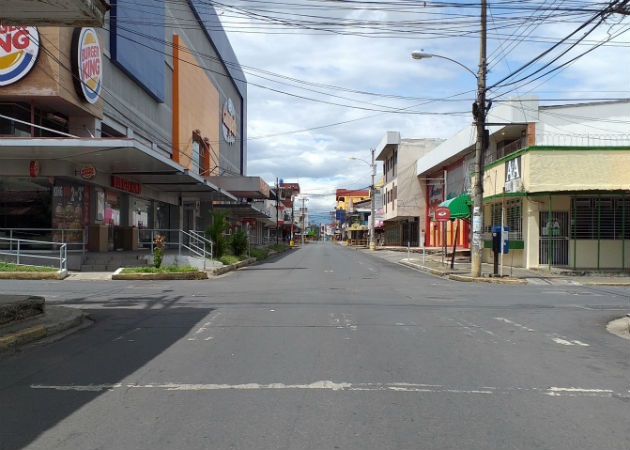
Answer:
xmin=411 ymin=51 xmax=477 ymax=79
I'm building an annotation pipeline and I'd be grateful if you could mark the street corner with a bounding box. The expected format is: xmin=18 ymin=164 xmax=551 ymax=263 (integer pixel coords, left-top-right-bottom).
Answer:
xmin=606 ymin=315 xmax=630 ymax=341
xmin=448 ymin=274 xmax=528 ymax=284
xmin=0 ymin=306 xmax=88 ymax=356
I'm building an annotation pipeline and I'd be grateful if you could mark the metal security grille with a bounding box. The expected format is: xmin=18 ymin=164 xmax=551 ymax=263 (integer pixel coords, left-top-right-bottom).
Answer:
xmin=572 ymin=197 xmax=630 ymax=240
xmin=539 ymin=211 xmax=569 ymax=266
xmin=490 ymin=199 xmax=522 ymax=241
xmin=401 ymin=221 xmax=419 ymax=247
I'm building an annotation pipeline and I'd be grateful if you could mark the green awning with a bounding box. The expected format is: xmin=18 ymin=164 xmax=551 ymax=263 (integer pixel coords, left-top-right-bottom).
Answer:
xmin=438 ymin=193 xmax=471 ymax=219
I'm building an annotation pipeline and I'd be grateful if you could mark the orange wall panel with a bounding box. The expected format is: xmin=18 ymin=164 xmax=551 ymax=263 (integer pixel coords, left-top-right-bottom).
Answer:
xmin=172 ymin=35 xmax=220 ymax=174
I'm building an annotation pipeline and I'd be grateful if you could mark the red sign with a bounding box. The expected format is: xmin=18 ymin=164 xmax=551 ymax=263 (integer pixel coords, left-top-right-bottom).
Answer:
xmin=111 ymin=175 xmax=141 ymax=194
xmin=80 ymin=164 xmax=96 ymax=180
xmin=435 ymin=206 xmax=451 ymax=222
xmin=29 ymin=160 xmax=40 ymax=177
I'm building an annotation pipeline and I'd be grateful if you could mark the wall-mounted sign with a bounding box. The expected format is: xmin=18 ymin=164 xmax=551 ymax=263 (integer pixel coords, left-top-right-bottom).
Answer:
xmin=221 ymin=98 xmax=237 ymax=144
xmin=80 ymin=164 xmax=96 ymax=180
xmin=71 ymin=27 xmax=102 ymax=104
xmin=504 ymin=156 xmax=522 ymax=193
xmin=0 ymin=26 xmax=39 ymax=86
xmin=29 ymin=160 xmax=40 ymax=177
xmin=111 ymin=175 xmax=141 ymax=195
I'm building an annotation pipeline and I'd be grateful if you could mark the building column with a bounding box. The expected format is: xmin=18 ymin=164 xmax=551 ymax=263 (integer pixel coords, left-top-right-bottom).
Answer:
xmin=524 ymin=197 xmax=539 ymax=269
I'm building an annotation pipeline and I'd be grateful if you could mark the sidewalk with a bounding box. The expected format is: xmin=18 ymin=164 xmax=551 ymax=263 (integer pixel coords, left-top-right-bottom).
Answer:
xmin=362 ymin=246 xmax=630 ymax=286
xmin=0 ymin=295 xmax=87 ymax=355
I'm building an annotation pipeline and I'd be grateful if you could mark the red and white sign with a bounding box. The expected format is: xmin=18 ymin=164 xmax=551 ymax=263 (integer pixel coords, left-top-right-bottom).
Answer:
xmin=80 ymin=164 xmax=96 ymax=180
xmin=72 ymin=28 xmax=102 ymax=104
xmin=0 ymin=26 xmax=39 ymax=86
xmin=435 ymin=206 xmax=451 ymax=222
xmin=29 ymin=160 xmax=40 ymax=177
xmin=222 ymin=98 xmax=237 ymax=144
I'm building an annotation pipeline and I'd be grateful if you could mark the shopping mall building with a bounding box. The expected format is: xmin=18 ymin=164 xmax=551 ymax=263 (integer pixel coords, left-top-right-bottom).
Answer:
xmin=0 ymin=1 xmax=272 ymax=265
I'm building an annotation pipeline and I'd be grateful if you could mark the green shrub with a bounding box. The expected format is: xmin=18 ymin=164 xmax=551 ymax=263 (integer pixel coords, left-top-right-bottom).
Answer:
xmin=153 ymin=233 xmax=165 ymax=268
xmin=206 ymin=210 xmax=230 ymax=258
xmin=268 ymin=243 xmax=290 ymax=252
xmin=249 ymin=247 xmax=269 ymax=261
xmin=219 ymin=255 xmax=240 ymax=265
xmin=230 ymin=228 xmax=249 ymax=256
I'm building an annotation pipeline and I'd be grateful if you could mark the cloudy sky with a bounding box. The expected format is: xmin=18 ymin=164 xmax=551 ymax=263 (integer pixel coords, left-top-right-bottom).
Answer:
xmin=214 ymin=1 xmax=630 ymax=223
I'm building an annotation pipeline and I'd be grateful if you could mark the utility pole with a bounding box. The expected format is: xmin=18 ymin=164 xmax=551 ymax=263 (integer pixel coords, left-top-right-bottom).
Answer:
xmin=471 ymin=0 xmax=488 ymax=278
xmin=276 ymin=177 xmax=279 ymax=245
xmin=301 ymin=197 xmax=308 ymax=246
xmin=369 ymin=147 xmax=376 ymax=251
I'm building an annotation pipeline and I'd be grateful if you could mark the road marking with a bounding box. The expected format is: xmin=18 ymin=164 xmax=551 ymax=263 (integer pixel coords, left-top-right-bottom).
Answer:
xmin=552 ymin=337 xmax=590 ymax=347
xmin=546 ymin=387 xmax=614 ymax=397
xmin=29 ymin=381 xmax=627 ymax=399
xmin=494 ymin=317 xmax=535 ymax=332
xmin=329 ymin=313 xmax=357 ymax=331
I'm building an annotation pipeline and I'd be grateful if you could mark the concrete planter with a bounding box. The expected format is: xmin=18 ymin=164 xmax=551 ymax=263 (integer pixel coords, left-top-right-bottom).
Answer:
xmin=112 ymin=270 xmax=208 ymax=280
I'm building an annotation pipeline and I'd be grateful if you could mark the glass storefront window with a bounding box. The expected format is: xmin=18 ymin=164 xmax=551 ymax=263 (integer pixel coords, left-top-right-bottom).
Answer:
xmin=104 ymin=190 xmax=120 ymax=226
xmin=0 ymin=177 xmax=52 ymax=232
xmin=52 ymin=181 xmax=87 ymax=242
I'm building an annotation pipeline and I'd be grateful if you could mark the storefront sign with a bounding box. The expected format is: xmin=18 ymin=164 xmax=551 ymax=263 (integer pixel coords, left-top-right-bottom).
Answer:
xmin=222 ymin=98 xmax=237 ymax=144
xmin=504 ymin=156 xmax=522 ymax=192
xmin=29 ymin=160 xmax=40 ymax=177
xmin=0 ymin=26 xmax=39 ymax=86
xmin=80 ymin=164 xmax=96 ymax=180
xmin=435 ymin=206 xmax=451 ymax=222
xmin=111 ymin=175 xmax=141 ymax=194
xmin=71 ymin=28 xmax=102 ymax=104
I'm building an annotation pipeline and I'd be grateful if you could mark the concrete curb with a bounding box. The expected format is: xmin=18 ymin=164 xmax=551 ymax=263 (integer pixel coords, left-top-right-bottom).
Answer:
xmin=112 ymin=270 xmax=208 ymax=280
xmin=0 ymin=306 xmax=86 ymax=354
xmin=399 ymin=260 xmax=528 ymax=284
xmin=0 ymin=271 xmax=67 ymax=280
xmin=212 ymin=258 xmax=257 ymax=276
xmin=448 ymin=274 xmax=528 ymax=284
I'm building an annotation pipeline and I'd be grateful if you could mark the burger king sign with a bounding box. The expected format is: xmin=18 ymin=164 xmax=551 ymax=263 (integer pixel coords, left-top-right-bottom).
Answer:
xmin=71 ymin=28 xmax=102 ymax=104
xmin=0 ymin=26 xmax=39 ymax=87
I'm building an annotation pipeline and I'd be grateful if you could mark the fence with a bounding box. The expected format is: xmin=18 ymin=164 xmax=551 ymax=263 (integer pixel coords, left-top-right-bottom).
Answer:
xmin=0 ymin=236 xmax=67 ymax=275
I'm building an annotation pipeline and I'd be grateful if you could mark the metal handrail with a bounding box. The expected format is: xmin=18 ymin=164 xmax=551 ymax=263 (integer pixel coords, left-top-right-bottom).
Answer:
xmin=0 ymin=227 xmax=86 ymax=252
xmin=0 ymin=237 xmax=67 ymax=275
xmin=137 ymin=229 xmax=214 ymax=269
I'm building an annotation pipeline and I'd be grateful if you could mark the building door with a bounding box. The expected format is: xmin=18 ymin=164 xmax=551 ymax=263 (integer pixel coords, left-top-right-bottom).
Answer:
xmin=539 ymin=211 xmax=568 ymax=266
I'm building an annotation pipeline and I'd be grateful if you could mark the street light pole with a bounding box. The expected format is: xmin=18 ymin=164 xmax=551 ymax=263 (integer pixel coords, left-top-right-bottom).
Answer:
xmin=349 ymin=151 xmax=377 ymax=251
xmin=369 ymin=148 xmax=376 ymax=251
xmin=471 ymin=0 xmax=487 ymax=278
xmin=411 ymin=0 xmax=487 ymax=277
xmin=300 ymin=197 xmax=308 ymax=246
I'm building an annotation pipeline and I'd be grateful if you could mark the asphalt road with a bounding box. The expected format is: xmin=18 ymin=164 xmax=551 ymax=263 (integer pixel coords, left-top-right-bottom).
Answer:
xmin=1 ymin=242 xmax=629 ymax=450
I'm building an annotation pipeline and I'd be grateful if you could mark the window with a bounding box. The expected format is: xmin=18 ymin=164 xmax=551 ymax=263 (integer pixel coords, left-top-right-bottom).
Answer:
xmin=491 ymin=199 xmax=522 ymax=240
xmin=572 ymin=197 xmax=630 ymax=240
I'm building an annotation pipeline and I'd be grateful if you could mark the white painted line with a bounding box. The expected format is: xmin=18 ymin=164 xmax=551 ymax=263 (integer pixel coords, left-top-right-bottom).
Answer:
xmin=551 ymin=336 xmax=590 ymax=347
xmin=553 ymin=338 xmax=575 ymax=346
xmin=546 ymin=387 xmax=614 ymax=397
xmin=29 ymin=381 xmax=627 ymax=399
xmin=495 ymin=317 xmax=535 ymax=332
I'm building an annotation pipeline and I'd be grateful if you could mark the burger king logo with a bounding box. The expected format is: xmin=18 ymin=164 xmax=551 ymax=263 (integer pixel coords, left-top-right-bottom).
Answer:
xmin=71 ymin=28 xmax=102 ymax=104
xmin=222 ymin=98 xmax=237 ymax=145
xmin=0 ymin=26 xmax=39 ymax=87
